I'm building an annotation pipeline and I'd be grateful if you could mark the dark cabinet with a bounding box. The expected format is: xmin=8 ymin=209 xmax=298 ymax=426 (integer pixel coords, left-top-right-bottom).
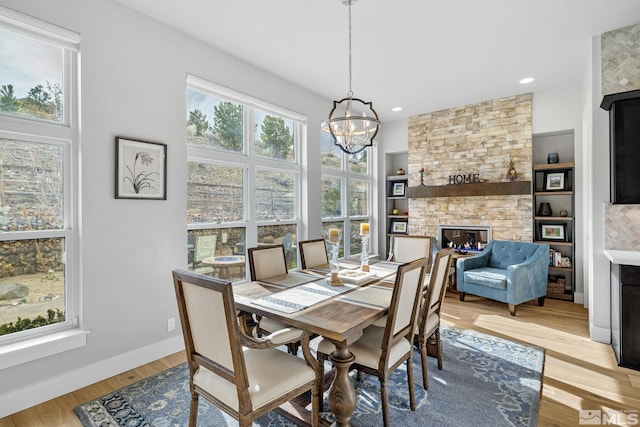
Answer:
xmin=615 ymin=265 xmax=640 ymax=370
xmin=601 ymin=89 xmax=640 ymax=204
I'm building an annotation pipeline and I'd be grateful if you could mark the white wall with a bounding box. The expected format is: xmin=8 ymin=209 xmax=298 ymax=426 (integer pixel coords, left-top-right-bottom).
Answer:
xmin=587 ymin=34 xmax=613 ymax=343
xmin=0 ymin=0 xmax=329 ymax=415
xmin=376 ymin=119 xmax=409 ymax=254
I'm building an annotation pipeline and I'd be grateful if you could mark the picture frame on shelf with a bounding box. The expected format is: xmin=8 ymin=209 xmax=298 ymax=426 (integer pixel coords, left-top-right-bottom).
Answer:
xmin=115 ymin=137 xmax=167 ymax=200
xmin=539 ymin=223 xmax=567 ymax=241
xmin=391 ymin=182 xmax=406 ymax=197
xmin=391 ymin=221 xmax=408 ymax=234
xmin=544 ymin=171 xmax=568 ymax=191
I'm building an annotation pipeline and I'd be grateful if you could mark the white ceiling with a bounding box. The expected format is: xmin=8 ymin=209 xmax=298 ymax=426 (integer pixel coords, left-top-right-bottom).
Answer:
xmin=114 ymin=0 xmax=640 ymax=122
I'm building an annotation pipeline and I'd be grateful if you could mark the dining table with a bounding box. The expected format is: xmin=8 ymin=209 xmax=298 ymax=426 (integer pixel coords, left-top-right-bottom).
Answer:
xmin=232 ymin=258 xmax=403 ymax=427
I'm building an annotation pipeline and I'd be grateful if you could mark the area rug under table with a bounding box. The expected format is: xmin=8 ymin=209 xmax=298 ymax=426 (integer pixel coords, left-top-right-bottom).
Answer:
xmin=74 ymin=326 xmax=544 ymax=427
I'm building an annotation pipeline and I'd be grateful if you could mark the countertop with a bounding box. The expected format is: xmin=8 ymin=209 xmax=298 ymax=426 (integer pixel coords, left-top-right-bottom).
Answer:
xmin=603 ymin=249 xmax=640 ymax=266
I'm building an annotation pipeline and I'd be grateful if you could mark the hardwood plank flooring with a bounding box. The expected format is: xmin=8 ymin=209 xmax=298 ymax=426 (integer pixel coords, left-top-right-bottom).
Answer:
xmin=1 ymin=295 xmax=638 ymax=426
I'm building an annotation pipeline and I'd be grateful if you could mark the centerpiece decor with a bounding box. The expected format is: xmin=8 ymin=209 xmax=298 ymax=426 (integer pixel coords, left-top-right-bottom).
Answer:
xmin=359 ymin=223 xmax=370 ymax=272
xmin=327 ymin=228 xmax=344 ymax=285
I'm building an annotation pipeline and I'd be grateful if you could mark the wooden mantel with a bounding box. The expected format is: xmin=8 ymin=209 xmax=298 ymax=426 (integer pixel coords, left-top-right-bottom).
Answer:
xmin=407 ymin=181 xmax=532 ymax=198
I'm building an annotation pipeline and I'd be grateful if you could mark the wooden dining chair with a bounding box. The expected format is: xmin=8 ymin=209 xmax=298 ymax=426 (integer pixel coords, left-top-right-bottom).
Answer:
xmin=298 ymin=238 xmax=329 ymax=269
xmin=248 ymin=244 xmax=288 ymax=281
xmin=415 ymin=247 xmax=454 ymax=390
xmin=172 ymin=269 xmax=322 ymax=427
xmin=316 ymin=257 xmax=428 ymax=427
xmin=387 ymin=235 xmax=434 ymax=264
xmin=247 ymin=244 xmax=301 ymax=352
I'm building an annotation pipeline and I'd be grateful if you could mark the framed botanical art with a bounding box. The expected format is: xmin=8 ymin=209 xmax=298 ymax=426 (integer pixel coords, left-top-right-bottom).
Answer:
xmin=115 ymin=137 xmax=167 ymax=200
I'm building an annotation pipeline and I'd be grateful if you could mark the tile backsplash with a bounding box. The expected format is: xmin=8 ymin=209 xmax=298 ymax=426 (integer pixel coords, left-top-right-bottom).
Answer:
xmin=604 ymin=204 xmax=640 ymax=250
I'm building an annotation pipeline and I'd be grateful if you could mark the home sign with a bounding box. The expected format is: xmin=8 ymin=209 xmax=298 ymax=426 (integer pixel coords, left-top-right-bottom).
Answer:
xmin=448 ymin=173 xmax=481 ymax=184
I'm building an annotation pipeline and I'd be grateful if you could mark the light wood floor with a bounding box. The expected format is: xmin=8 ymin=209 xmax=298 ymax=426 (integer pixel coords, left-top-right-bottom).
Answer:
xmin=1 ymin=294 xmax=639 ymax=427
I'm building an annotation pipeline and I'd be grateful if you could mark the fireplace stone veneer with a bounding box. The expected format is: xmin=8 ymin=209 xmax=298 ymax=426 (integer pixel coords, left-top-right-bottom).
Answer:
xmin=407 ymin=93 xmax=533 ymax=242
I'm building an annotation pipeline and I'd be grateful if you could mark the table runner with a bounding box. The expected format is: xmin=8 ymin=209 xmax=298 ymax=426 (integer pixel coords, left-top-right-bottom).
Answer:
xmin=252 ymin=279 xmax=356 ymax=313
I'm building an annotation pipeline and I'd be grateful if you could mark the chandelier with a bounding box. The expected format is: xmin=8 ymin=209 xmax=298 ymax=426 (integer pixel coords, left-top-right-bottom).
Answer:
xmin=323 ymin=0 xmax=380 ymax=154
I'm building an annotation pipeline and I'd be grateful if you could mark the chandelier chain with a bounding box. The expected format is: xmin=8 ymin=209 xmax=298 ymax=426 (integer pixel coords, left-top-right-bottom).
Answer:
xmin=347 ymin=1 xmax=352 ymax=97
xmin=323 ymin=0 xmax=379 ymax=154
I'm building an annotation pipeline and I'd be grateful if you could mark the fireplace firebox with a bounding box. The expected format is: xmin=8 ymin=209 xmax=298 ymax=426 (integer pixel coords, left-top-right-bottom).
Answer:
xmin=438 ymin=225 xmax=492 ymax=253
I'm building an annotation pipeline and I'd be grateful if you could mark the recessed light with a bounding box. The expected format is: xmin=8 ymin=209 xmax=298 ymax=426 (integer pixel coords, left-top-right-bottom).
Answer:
xmin=519 ymin=77 xmax=535 ymax=84
xmin=391 ymin=107 xmax=403 ymax=112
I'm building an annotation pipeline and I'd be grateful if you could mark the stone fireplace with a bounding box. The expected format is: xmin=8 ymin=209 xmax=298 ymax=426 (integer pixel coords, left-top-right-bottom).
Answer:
xmin=406 ymin=93 xmax=533 ymax=243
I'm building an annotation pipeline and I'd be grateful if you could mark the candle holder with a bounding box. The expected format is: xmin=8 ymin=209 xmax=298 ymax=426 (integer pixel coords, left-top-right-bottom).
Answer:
xmin=360 ymin=234 xmax=370 ymax=272
xmin=327 ymin=240 xmax=343 ymax=285
xmin=419 ymin=167 xmax=425 ymax=186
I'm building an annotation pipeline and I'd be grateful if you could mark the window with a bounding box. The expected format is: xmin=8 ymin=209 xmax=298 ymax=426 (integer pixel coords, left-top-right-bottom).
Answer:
xmin=0 ymin=8 xmax=79 ymax=347
xmin=186 ymin=76 xmax=304 ymax=280
xmin=320 ymin=131 xmax=375 ymax=258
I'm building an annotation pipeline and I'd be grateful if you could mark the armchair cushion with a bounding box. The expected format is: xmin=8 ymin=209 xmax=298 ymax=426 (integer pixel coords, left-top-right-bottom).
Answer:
xmin=464 ymin=267 xmax=508 ymax=290
xmin=457 ymin=240 xmax=549 ymax=309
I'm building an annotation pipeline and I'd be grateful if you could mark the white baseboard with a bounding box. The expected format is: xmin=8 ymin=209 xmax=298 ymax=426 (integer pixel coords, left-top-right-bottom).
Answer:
xmin=0 ymin=335 xmax=184 ymax=418
xmin=573 ymin=292 xmax=585 ymax=305
xmin=590 ymin=324 xmax=611 ymax=344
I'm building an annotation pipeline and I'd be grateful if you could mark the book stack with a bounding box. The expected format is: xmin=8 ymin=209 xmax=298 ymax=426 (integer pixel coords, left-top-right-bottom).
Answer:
xmin=549 ymin=248 xmax=563 ymax=267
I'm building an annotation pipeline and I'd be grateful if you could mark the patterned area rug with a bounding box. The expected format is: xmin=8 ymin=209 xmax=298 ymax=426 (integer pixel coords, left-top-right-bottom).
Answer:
xmin=74 ymin=326 xmax=544 ymax=426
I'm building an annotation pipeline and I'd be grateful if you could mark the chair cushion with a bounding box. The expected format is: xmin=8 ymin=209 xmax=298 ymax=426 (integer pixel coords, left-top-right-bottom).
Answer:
xmin=464 ymin=267 xmax=508 ymax=290
xmin=318 ymin=325 xmax=412 ymax=370
xmin=415 ymin=311 xmax=440 ymax=337
xmin=260 ymin=316 xmax=290 ymax=334
xmin=193 ymin=347 xmax=315 ymax=411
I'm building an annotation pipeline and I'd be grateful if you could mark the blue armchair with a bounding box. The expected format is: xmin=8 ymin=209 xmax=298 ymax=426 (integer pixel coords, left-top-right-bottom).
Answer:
xmin=456 ymin=240 xmax=549 ymax=316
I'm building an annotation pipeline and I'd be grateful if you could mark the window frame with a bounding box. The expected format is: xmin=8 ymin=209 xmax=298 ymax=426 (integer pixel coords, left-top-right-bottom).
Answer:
xmin=321 ymin=135 xmax=376 ymax=258
xmin=0 ymin=6 xmax=82 ymax=359
xmin=186 ymin=75 xmax=305 ymax=279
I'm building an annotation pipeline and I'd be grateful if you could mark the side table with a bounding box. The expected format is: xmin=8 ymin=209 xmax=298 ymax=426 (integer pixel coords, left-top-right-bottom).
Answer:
xmin=202 ymin=255 xmax=246 ymax=280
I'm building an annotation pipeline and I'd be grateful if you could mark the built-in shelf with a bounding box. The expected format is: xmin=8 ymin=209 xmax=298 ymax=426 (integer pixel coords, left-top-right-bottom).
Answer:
xmin=535 ymin=240 xmax=572 ymax=247
xmin=535 ymin=191 xmax=572 ymax=196
xmin=547 ymin=292 xmax=573 ymax=301
xmin=407 ymin=181 xmax=531 ymax=198
xmin=549 ymin=266 xmax=573 ymax=271
xmin=534 ymin=216 xmax=574 ymax=221
xmin=533 ymin=161 xmax=574 ymax=171
xmin=388 ymin=214 xmax=409 ymax=219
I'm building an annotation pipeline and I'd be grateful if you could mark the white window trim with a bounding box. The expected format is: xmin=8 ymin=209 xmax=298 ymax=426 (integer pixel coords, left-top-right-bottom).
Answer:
xmin=321 ymin=145 xmax=377 ymax=257
xmin=0 ymin=329 xmax=88 ymax=370
xmin=187 ymin=76 xmax=305 ymax=273
xmin=0 ymin=8 xmax=84 ymax=359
